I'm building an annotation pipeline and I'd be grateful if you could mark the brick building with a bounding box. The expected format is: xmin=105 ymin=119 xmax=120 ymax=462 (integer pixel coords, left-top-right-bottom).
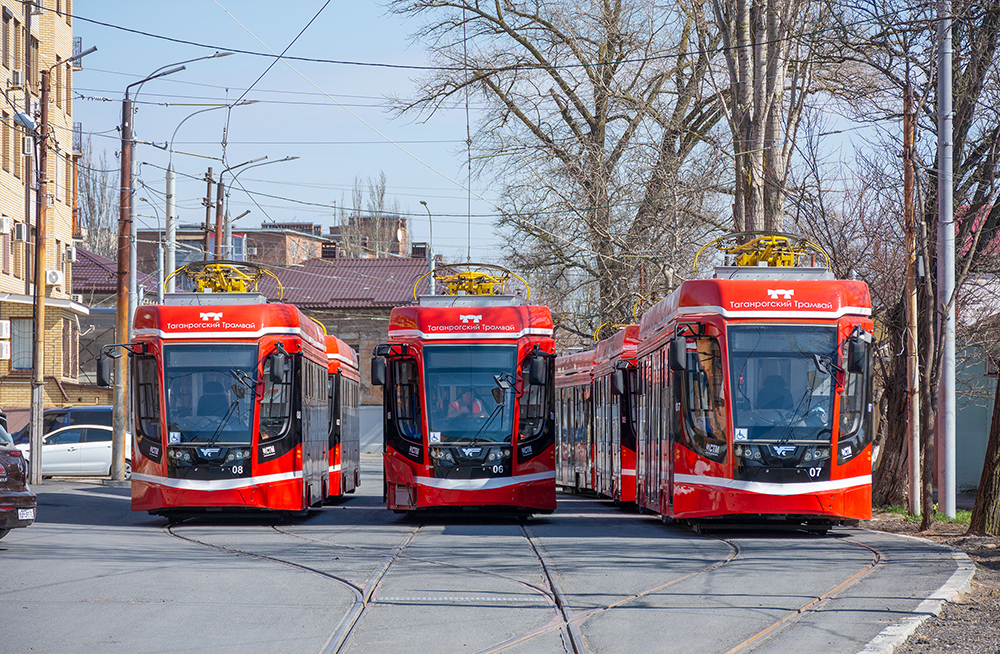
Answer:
xmin=0 ymin=4 xmax=96 ymax=431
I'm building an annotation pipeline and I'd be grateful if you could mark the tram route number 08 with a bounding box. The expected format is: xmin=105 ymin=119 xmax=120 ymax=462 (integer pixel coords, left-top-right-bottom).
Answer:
xmin=232 ymin=465 xmax=244 ymax=475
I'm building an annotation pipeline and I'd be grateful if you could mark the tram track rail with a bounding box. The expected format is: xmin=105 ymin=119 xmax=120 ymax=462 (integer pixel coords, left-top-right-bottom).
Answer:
xmin=163 ymin=512 xmax=884 ymax=654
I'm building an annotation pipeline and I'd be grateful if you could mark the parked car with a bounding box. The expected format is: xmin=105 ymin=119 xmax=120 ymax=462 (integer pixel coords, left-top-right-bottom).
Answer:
xmin=17 ymin=425 xmax=131 ymax=479
xmin=0 ymin=424 xmax=36 ymax=539
xmin=11 ymin=406 xmax=114 ymax=445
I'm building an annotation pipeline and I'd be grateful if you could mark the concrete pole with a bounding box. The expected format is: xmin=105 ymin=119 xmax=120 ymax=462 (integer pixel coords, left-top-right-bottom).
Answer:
xmin=937 ymin=0 xmax=956 ymax=519
xmin=420 ymin=201 xmax=435 ymax=295
xmin=156 ymin=242 xmax=164 ymax=304
xmin=165 ymin=162 xmax=176 ymax=292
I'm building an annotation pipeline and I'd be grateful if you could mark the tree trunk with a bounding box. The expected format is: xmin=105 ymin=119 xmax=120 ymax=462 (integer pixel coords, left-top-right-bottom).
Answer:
xmin=968 ymin=372 xmax=1000 ymax=535
xmin=872 ymin=329 xmax=909 ymax=506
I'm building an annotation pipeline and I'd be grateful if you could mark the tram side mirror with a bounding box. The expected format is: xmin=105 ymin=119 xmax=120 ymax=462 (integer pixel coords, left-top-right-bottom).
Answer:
xmin=668 ymin=339 xmax=686 ymax=372
xmin=492 ymin=387 xmax=505 ymax=404
xmin=371 ymin=357 xmax=386 ymax=386
xmin=269 ymin=352 xmax=286 ymax=383
xmin=528 ymin=356 xmax=548 ymax=385
xmin=611 ymin=369 xmax=625 ymax=396
xmin=847 ymin=333 xmax=871 ymax=374
xmin=96 ymin=356 xmax=114 ymax=387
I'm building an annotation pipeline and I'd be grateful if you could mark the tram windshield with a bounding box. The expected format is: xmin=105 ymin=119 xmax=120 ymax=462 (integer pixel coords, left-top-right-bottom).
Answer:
xmin=728 ymin=325 xmax=837 ymax=442
xmin=163 ymin=344 xmax=258 ymax=445
xmin=423 ymin=345 xmax=517 ymax=444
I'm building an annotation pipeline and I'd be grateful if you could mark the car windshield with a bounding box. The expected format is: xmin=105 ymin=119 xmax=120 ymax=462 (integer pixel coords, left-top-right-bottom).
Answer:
xmin=728 ymin=324 xmax=837 ymax=443
xmin=0 ymin=425 xmax=11 ymax=446
xmin=163 ymin=344 xmax=258 ymax=444
xmin=423 ymin=345 xmax=517 ymax=444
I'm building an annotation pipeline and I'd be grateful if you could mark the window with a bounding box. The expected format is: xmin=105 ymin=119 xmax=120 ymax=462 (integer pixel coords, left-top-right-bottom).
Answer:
xmin=65 ymin=0 xmax=71 ymax=24
xmin=677 ymin=335 xmax=727 ymax=462
xmin=132 ymin=353 xmax=161 ymax=442
xmin=64 ymin=67 xmax=71 ymax=114
xmin=838 ymin=335 xmax=872 ymax=463
xmin=518 ymin=353 xmax=549 ymax=442
xmin=391 ymin=358 xmax=421 ymax=440
xmin=28 ymin=36 xmax=37 ymax=91
xmin=260 ymin=347 xmax=292 ymax=441
xmin=54 ymin=60 xmax=61 ymax=107
xmin=2 ymin=232 xmax=9 ymax=274
xmin=2 ymin=112 xmax=9 ymax=171
xmin=11 ymin=317 xmax=31 ymax=371
xmin=55 ymin=154 xmax=62 ymax=201
xmin=62 ymin=316 xmax=78 ymax=378
xmin=13 ymin=19 xmax=20 ymax=71
xmin=1 ymin=11 xmax=8 ymax=69
xmin=65 ymin=154 xmax=72 ymax=204
xmin=13 ymin=126 xmax=20 ymax=179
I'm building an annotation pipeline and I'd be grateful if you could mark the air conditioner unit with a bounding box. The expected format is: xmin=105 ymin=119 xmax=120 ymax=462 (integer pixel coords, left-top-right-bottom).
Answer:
xmin=71 ymin=293 xmax=83 ymax=304
xmin=246 ymin=246 xmax=257 ymax=256
xmin=0 ymin=341 xmax=9 ymax=361
xmin=45 ymin=269 xmax=64 ymax=286
xmin=30 ymin=1 xmax=42 ymax=15
xmin=13 ymin=222 xmax=27 ymax=242
xmin=0 ymin=320 xmax=10 ymax=339
xmin=65 ymin=244 xmax=77 ymax=262
xmin=9 ymin=69 xmax=22 ymax=89
xmin=0 ymin=216 xmax=10 ymax=234
xmin=22 ymin=136 xmax=32 ymax=157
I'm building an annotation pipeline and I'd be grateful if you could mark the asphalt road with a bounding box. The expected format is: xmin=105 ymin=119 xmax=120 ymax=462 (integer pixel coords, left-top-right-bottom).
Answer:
xmin=0 ymin=456 xmax=970 ymax=654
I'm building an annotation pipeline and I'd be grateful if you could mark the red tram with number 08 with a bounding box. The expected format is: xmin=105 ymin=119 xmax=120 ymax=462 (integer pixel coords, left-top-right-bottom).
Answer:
xmin=372 ymin=265 xmax=557 ymax=515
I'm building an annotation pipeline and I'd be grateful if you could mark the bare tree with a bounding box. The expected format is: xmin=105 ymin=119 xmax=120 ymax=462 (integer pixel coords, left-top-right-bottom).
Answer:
xmin=336 ymin=172 xmax=406 ymax=258
xmin=390 ymin=0 xmax=727 ymax=339
xmin=77 ymin=138 xmax=118 ymax=258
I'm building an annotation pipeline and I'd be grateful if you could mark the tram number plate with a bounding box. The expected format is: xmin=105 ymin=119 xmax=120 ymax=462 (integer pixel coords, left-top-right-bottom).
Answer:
xmin=18 ymin=508 xmax=34 ymax=520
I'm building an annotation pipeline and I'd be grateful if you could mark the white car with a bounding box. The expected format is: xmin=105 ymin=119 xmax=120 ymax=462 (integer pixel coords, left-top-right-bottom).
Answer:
xmin=17 ymin=425 xmax=132 ymax=479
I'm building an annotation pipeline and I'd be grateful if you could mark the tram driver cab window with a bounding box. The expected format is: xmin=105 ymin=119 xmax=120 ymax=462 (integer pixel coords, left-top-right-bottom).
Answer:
xmin=198 ymin=380 xmax=230 ymax=417
xmin=756 ymin=374 xmax=793 ymax=411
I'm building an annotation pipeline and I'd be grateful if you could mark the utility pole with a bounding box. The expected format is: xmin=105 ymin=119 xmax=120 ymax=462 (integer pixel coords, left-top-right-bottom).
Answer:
xmin=28 ymin=67 xmax=49 ymax=486
xmin=937 ymin=0 xmax=956 ymax=519
xmin=115 ymin=91 xmax=132 ymax=482
xmin=214 ymin=178 xmax=225 ymax=260
xmin=203 ymin=167 xmax=214 ymax=261
xmin=903 ymin=84 xmax=921 ymax=516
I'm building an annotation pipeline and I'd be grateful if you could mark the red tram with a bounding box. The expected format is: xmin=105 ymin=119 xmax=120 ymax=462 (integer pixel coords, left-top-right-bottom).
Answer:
xmin=102 ymin=262 xmax=359 ymax=518
xmin=555 ymin=326 xmax=640 ymax=504
xmin=325 ymin=335 xmax=361 ymax=498
xmin=372 ymin=265 xmax=556 ymax=515
xmin=556 ymin=235 xmax=875 ymax=529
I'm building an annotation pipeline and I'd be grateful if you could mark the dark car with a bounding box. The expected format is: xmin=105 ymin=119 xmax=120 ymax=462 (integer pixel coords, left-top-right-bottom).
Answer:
xmin=12 ymin=406 xmax=114 ymax=445
xmin=0 ymin=424 xmax=36 ymax=539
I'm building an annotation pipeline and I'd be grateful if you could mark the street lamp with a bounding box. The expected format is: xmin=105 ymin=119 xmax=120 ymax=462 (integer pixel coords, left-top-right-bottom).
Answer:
xmin=114 ymin=52 xmax=232 ymax=482
xmin=222 ymin=156 xmax=299 ymax=258
xmin=26 ymin=45 xmax=97 ymax=485
xmin=420 ymin=201 xmax=435 ymax=295
xmin=165 ymin=100 xmax=257 ymax=290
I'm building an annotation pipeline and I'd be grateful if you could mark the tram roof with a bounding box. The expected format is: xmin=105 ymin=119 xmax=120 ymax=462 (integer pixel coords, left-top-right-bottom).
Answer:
xmin=325 ymin=334 xmax=360 ymax=375
xmin=133 ymin=301 xmax=326 ymax=351
xmin=593 ymin=325 xmax=639 ymax=374
xmin=555 ymin=349 xmax=596 ymax=386
xmin=637 ymin=276 xmax=872 ymax=348
xmin=387 ymin=302 xmax=553 ymax=342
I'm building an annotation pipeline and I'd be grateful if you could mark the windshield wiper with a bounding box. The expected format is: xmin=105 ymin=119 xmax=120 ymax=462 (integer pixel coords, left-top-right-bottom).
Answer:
xmin=208 ymin=400 xmax=240 ymax=445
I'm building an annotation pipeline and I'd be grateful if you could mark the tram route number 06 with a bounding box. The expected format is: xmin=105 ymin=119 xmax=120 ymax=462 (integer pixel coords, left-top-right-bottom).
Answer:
xmin=492 ymin=465 xmax=504 ymax=474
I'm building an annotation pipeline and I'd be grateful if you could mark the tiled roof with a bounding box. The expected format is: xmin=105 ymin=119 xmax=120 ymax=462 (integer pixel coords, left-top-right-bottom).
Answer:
xmin=74 ymin=247 xmax=157 ymax=293
xmin=260 ymin=257 xmax=430 ymax=308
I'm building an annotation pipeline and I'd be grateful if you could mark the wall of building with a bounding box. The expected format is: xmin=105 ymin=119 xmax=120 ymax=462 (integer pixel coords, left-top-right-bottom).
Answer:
xmin=309 ymin=307 xmax=391 ymax=406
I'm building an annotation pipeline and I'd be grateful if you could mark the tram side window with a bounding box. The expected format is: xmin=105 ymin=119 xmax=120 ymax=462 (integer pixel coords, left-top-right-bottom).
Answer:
xmin=838 ymin=338 xmax=871 ymax=463
xmin=679 ymin=337 xmax=727 ymax=463
xmin=518 ymin=356 xmax=549 ymax=442
xmin=392 ymin=359 xmax=421 ymax=440
xmin=132 ymin=354 xmax=160 ymax=440
xmin=328 ymin=374 xmax=340 ymax=441
xmin=261 ymin=350 xmax=292 ymax=441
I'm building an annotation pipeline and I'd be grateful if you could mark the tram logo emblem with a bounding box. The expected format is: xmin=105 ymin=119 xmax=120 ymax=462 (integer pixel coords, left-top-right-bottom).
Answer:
xmin=461 ymin=448 xmax=482 ymax=457
xmin=262 ymin=445 xmax=276 ymax=457
xmin=767 ymin=289 xmax=794 ymax=300
xmin=460 ymin=314 xmax=483 ymax=324
xmin=199 ymin=312 xmax=223 ymax=322
xmin=772 ymin=446 xmax=795 ymax=456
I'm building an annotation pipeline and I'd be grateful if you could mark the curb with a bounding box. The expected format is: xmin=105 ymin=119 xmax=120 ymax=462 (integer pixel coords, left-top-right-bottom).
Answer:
xmin=857 ymin=532 xmax=976 ymax=654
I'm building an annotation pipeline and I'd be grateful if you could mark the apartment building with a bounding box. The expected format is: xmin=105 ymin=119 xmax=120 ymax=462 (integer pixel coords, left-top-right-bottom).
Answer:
xmin=0 ymin=2 xmax=101 ymax=433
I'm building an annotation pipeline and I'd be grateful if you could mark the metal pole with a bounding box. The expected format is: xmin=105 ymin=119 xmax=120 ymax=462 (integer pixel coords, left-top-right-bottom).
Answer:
xmin=937 ymin=0 xmax=956 ymax=519
xmin=28 ymin=70 xmax=49 ymax=486
xmin=113 ymin=93 xmax=132 ymax=482
xmin=204 ymin=168 xmax=213 ymax=261
xmin=904 ymin=84 xmax=921 ymax=516
xmin=156 ymin=242 xmax=164 ymax=304
xmin=420 ymin=201 xmax=435 ymax=295
xmin=129 ymin=152 xmax=138 ymax=330
xmin=214 ymin=179 xmax=225 ymax=260
xmin=165 ymin=162 xmax=176 ymax=292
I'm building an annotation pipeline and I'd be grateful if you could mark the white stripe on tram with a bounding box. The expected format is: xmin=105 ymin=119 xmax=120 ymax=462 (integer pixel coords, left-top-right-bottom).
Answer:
xmin=390 ymin=327 xmax=553 ymax=341
xmin=414 ymin=470 xmax=556 ymax=491
xmin=671 ymin=473 xmax=871 ymax=497
xmin=131 ymin=470 xmax=302 ymax=491
xmin=621 ymin=469 xmax=636 ymax=477
xmin=675 ymin=305 xmax=872 ymax=320
xmin=327 ymin=464 xmax=342 ymax=474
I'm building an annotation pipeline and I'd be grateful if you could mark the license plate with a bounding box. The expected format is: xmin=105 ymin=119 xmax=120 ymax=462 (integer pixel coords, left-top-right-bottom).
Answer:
xmin=17 ymin=508 xmax=33 ymax=520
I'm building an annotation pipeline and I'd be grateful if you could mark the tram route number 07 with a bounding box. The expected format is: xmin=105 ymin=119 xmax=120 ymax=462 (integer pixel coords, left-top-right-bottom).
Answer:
xmin=808 ymin=467 xmax=822 ymax=478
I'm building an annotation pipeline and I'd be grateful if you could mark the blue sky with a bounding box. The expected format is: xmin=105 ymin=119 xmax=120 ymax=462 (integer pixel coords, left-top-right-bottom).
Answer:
xmin=72 ymin=1 xmax=499 ymax=263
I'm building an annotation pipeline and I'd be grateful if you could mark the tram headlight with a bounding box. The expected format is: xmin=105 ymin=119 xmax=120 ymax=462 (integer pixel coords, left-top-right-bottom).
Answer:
xmin=503 ymin=449 xmax=510 ymax=458
xmin=226 ymin=453 xmax=236 ymax=462
xmin=804 ymin=450 xmax=813 ymax=462
xmin=734 ymin=445 xmax=743 ymax=458
xmin=752 ymin=450 xmax=762 ymax=460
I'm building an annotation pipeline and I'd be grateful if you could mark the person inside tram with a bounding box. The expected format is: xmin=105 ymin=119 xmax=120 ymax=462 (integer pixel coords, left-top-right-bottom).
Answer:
xmin=757 ymin=374 xmax=793 ymax=410
xmin=448 ymin=388 xmax=487 ymax=418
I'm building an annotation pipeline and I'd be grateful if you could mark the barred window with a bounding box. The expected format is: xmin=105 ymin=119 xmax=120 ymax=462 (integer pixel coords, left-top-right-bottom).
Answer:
xmin=11 ymin=317 xmax=31 ymax=371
